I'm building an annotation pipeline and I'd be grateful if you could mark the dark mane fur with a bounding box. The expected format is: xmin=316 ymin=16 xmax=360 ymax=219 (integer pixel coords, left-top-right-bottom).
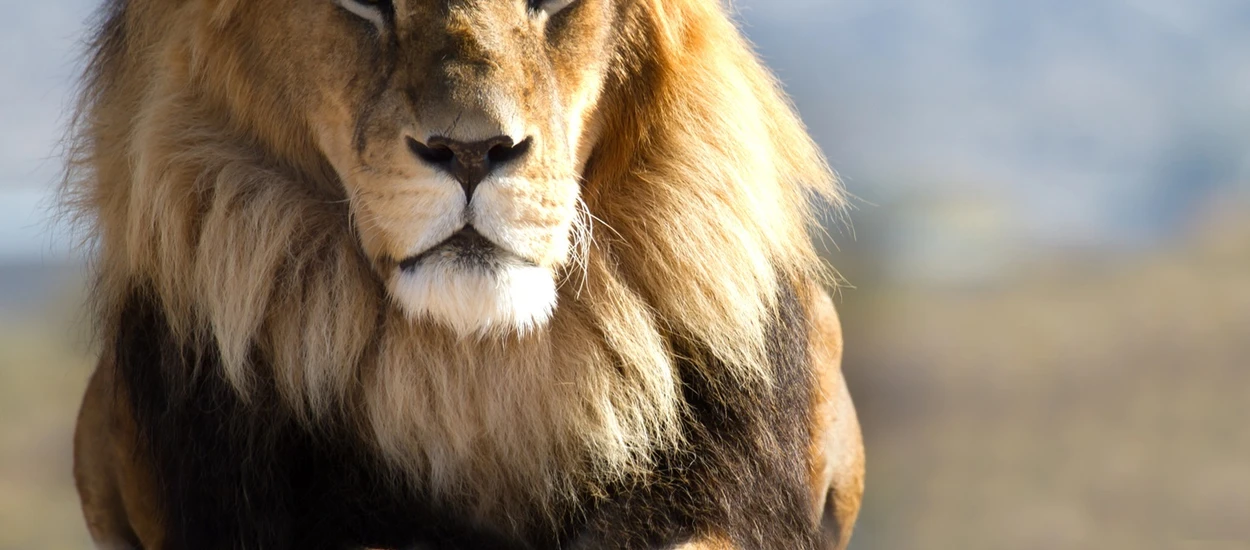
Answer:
xmin=115 ymin=279 xmax=819 ymax=549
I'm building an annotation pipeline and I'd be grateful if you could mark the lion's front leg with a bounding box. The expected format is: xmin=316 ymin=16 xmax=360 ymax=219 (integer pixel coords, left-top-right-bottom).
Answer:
xmin=807 ymin=287 xmax=865 ymax=550
xmin=74 ymin=357 xmax=166 ymax=550
xmin=674 ymin=289 xmax=867 ymax=550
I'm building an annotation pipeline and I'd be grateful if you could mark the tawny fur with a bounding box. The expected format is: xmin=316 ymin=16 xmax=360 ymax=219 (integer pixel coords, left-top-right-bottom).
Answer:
xmin=66 ymin=0 xmax=862 ymax=546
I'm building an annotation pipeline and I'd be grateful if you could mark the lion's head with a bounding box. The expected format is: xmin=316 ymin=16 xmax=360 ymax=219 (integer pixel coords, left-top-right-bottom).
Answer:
xmin=209 ymin=0 xmax=615 ymax=336
xmin=67 ymin=0 xmax=841 ymax=520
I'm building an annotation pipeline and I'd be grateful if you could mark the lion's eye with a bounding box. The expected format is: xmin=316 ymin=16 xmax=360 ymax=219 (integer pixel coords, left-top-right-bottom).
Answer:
xmin=336 ymin=0 xmax=391 ymax=30
xmin=529 ymin=0 xmax=578 ymax=16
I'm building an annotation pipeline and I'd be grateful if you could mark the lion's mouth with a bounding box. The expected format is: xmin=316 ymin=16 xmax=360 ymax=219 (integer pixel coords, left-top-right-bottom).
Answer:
xmin=389 ymin=225 xmax=557 ymax=335
xmin=399 ymin=226 xmax=530 ymax=271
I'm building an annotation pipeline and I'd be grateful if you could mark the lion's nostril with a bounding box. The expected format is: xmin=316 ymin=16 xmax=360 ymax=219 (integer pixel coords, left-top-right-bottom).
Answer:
xmin=408 ymin=137 xmax=454 ymax=165
xmin=487 ymin=144 xmax=510 ymax=163
xmin=487 ymin=137 xmax=532 ymax=165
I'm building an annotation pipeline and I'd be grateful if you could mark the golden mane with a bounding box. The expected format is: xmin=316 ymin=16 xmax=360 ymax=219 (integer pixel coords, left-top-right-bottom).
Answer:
xmin=63 ymin=0 xmax=842 ymax=518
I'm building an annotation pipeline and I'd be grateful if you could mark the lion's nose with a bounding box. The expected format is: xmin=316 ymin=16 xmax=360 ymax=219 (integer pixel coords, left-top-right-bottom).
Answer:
xmin=407 ymin=135 xmax=532 ymax=198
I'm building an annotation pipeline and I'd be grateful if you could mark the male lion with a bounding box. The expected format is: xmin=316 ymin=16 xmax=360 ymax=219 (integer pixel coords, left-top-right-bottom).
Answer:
xmin=66 ymin=0 xmax=864 ymax=548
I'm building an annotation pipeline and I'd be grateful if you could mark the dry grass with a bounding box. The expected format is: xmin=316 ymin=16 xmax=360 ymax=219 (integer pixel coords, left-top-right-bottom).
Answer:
xmin=0 ymin=295 xmax=94 ymax=550
xmin=844 ymin=227 xmax=1250 ymax=549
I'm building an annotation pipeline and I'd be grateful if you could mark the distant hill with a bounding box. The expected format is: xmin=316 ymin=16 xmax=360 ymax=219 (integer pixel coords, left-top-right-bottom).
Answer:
xmin=0 ymin=262 xmax=82 ymax=316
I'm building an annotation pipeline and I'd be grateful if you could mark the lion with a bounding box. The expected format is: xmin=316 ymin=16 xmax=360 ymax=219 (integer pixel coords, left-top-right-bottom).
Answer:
xmin=65 ymin=0 xmax=864 ymax=548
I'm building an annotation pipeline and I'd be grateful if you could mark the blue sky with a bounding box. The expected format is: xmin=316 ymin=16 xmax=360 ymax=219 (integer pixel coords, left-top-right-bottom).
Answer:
xmin=3 ymin=0 xmax=1248 ymax=262
xmin=0 ymin=1 xmax=93 ymax=262
xmin=0 ymin=2 xmax=90 ymax=192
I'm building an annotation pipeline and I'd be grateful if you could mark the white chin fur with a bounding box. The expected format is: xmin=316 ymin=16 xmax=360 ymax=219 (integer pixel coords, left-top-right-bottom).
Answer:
xmin=389 ymin=258 xmax=557 ymax=337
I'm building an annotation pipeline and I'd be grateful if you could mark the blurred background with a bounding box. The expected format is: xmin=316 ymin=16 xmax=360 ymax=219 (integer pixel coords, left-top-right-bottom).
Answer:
xmin=2 ymin=1 xmax=1248 ymax=548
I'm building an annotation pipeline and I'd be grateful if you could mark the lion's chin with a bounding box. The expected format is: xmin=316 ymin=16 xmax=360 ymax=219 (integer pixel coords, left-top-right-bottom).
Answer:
xmin=389 ymin=257 xmax=557 ymax=338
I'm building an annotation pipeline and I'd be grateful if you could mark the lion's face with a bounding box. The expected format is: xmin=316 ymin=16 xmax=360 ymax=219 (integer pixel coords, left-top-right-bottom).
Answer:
xmin=234 ymin=0 xmax=614 ymax=336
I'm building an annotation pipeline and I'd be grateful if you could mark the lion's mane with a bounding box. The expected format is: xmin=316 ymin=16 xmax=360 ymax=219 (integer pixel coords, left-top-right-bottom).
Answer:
xmin=63 ymin=0 xmax=842 ymax=521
